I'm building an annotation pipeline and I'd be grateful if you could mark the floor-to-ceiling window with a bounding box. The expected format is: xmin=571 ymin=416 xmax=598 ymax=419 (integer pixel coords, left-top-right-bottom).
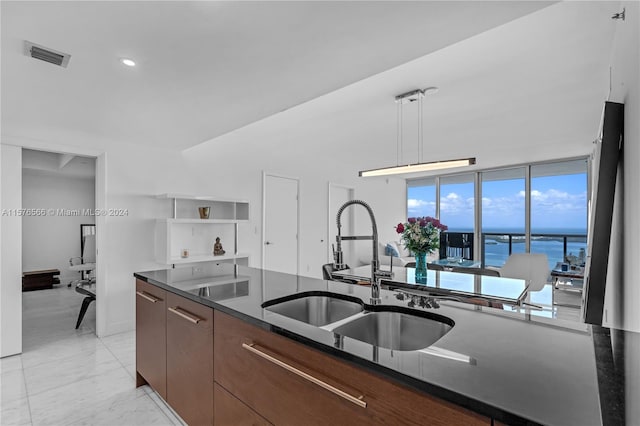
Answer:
xmin=439 ymin=174 xmax=475 ymax=233
xmin=481 ymin=168 xmax=526 ymax=267
xmin=406 ymin=157 xmax=588 ymax=268
xmin=530 ymin=159 xmax=588 ymax=270
xmin=407 ymin=177 xmax=436 ymax=218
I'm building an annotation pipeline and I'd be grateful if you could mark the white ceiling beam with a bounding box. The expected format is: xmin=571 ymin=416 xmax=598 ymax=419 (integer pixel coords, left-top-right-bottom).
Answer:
xmin=58 ymin=153 xmax=75 ymax=169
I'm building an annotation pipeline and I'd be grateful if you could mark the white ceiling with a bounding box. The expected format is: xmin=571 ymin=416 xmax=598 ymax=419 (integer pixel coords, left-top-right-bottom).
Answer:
xmin=1 ymin=1 xmax=556 ymax=150
xmin=183 ymin=1 xmax=621 ymax=177
xmin=22 ymin=149 xmax=96 ymax=179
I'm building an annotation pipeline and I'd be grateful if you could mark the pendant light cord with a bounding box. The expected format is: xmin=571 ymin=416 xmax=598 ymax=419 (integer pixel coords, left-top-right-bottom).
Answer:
xmin=397 ymin=100 xmax=403 ymax=167
xmin=418 ymin=91 xmax=424 ymax=164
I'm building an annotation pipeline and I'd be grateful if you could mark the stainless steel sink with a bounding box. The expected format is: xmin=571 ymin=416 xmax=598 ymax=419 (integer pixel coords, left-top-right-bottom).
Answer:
xmin=332 ymin=309 xmax=453 ymax=351
xmin=263 ymin=292 xmax=364 ymax=327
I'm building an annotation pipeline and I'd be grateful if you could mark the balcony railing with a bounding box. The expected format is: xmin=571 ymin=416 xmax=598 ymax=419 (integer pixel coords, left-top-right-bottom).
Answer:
xmin=482 ymin=233 xmax=588 ymax=270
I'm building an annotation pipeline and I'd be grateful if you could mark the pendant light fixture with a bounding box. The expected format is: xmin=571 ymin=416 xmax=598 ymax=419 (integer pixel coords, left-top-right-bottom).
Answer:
xmin=359 ymin=88 xmax=476 ymax=177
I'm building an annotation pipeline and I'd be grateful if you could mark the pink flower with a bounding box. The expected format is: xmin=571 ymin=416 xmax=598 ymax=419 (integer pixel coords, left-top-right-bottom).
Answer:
xmin=407 ymin=217 xmax=417 ymax=224
xmin=396 ymin=223 xmax=405 ymax=233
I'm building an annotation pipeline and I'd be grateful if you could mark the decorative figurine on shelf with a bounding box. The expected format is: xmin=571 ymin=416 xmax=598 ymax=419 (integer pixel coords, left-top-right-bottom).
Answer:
xmin=213 ymin=237 xmax=225 ymax=256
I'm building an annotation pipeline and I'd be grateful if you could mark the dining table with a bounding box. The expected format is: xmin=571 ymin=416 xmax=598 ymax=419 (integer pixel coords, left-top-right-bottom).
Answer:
xmin=332 ymin=264 xmax=530 ymax=308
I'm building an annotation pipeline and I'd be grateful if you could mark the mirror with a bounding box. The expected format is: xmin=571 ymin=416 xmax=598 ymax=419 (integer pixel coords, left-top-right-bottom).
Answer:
xmin=81 ymin=224 xmax=96 ymax=263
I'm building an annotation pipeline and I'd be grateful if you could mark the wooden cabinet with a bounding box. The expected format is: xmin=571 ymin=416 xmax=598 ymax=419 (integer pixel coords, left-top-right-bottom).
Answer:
xmin=214 ymin=383 xmax=271 ymax=426
xmin=166 ymin=292 xmax=214 ymax=426
xmin=136 ymin=281 xmax=214 ymax=425
xmin=214 ymin=310 xmax=490 ymax=426
xmin=136 ymin=278 xmax=493 ymax=425
xmin=135 ymin=279 xmax=167 ymax=399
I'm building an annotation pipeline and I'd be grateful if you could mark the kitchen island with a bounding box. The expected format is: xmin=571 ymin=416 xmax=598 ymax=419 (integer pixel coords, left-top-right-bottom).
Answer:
xmin=134 ymin=263 xmax=629 ymax=425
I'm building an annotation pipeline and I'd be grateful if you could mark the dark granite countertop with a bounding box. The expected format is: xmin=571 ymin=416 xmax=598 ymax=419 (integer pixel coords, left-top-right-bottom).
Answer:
xmin=134 ymin=264 xmax=637 ymax=426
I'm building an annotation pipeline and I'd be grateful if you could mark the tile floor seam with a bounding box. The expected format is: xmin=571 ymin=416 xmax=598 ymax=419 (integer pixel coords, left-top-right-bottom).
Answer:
xmin=99 ymin=335 xmax=135 ymax=379
xmin=23 ymin=360 xmax=127 ymax=399
xmin=20 ymin=365 xmax=34 ymax=426
xmin=146 ymin=390 xmax=186 ymax=426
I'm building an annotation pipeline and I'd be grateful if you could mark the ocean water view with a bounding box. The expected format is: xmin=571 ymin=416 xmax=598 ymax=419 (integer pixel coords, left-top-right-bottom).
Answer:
xmin=449 ymin=228 xmax=588 ymax=269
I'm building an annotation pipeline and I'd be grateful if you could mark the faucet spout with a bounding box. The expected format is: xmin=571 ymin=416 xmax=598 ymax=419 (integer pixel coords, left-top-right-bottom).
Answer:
xmin=335 ymin=200 xmax=390 ymax=304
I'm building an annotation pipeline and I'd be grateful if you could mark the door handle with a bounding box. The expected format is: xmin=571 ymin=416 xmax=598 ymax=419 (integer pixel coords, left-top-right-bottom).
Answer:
xmin=136 ymin=291 xmax=160 ymax=303
xmin=168 ymin=307 xmax=202 ymax=324
xmin=265 ymin=241 xmax=273 ymax=245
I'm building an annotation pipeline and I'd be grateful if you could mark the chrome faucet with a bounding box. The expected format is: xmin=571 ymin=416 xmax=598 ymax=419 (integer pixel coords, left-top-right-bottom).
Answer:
xmin=334 ymin=200 xmax=391 ymax=304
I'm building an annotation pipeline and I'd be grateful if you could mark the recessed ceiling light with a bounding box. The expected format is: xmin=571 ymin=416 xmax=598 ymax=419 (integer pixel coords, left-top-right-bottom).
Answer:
xmin=121 ymin=58 xmax=136 ymax=67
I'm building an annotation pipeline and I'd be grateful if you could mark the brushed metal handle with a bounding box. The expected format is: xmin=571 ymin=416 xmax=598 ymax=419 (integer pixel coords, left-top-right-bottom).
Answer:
xmin=168 ymin=307 xmax=201 ymax=324
xmin=136 ymin=291 xmax=159 ymax=303
xmin=242 ymin=343 xmax=366 ymax=408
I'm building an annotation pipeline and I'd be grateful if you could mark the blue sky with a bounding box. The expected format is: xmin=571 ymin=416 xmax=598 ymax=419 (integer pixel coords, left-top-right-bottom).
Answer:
xmin=407 ymin=173 xmax=587 ymax=232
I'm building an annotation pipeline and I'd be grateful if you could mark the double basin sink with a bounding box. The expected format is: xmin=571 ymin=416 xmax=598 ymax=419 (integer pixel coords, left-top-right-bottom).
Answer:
xmin=262 ymin=292 xmax=454 ymax=351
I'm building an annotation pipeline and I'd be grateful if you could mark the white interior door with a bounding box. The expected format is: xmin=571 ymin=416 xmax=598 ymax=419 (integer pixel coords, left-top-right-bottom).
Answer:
xmin=328 ymin=184 xmax=354 ymax=265
xmin=263 ymin=173 xmax=299 ymax=275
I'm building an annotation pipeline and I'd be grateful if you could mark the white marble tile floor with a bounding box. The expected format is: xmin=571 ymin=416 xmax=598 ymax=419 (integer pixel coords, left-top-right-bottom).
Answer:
xmin=1 ymin=285 xmax=183 ymax=426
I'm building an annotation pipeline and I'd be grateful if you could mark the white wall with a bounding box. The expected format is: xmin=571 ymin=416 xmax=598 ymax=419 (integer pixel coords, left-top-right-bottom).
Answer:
xmin=1 ymin=136 xmax=199 ymax=348
xmin=603 ymin=1 xmax=640 ymax=333
xmin=1 ymin=145 xmax=23 ymax=357
xmin=96 ymin=144 xmax=199 ymax=336
xmin=22 ymin=171 xmax=95 ymax=283
xmin=183 ymin=123 xmax=406 ymax=281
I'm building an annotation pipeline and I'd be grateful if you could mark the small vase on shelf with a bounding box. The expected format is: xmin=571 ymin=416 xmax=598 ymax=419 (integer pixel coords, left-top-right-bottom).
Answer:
xmin=414 ymin=252 xmax=428 ymax=284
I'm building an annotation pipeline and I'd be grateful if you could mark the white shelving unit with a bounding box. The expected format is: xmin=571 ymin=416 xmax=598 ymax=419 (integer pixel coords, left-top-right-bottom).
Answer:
xmin=155 ymin=194 xmax=249 ymax=267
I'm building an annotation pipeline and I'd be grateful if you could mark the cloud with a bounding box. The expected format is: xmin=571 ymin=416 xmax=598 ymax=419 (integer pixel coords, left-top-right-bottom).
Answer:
xmin=485 ymin=188 xmax=586 ymax=225
xmin=407 ymin=199 xmax=427 ymax=208
xmin=440 ymin=192 xmax=473 ymax=214
xmin=483 ymin=195 xmax=524 ymax=217
xmin=531 ymin=188 xmax=585 ymax=209
xmin=407 ymin=198 xmax=435 ymax=216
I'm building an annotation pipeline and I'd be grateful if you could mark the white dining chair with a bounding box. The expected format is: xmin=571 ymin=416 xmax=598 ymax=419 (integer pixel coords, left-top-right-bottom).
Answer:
xmin=500 ymin=253 xmax=550 ymax=306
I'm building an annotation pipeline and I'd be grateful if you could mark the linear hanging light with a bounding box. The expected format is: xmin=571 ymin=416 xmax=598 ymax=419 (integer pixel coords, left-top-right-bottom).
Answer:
xmin=359 ymin=158 xmax=476 ymax=177
xmin=359 ymin=88 xmax=476 ymax=177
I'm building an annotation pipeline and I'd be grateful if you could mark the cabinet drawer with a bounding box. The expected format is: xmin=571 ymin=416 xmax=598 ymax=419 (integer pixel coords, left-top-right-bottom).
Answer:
xmin=214 ymin=383 xmax=271 ymax=426
xmin=166 ymin=292 xmax=214 ymax=426
xmin=214 ymin=311 xmax=489 ymax=426
xmin=135 ymin=279 xmax=166 ymax=399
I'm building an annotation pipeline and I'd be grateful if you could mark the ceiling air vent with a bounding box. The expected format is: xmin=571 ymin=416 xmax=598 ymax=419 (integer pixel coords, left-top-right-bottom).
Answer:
xmin=24 ymin=41 xmax=71 ymax=68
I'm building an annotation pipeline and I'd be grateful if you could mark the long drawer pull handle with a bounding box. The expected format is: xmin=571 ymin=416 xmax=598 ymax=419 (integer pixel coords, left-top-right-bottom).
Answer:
xmin=242 ymin=343 xmax=366 ymax=408
xmin=168 ymin=307 xmax=201 ymax=324
xmin=136 ymin=291 xmax=159 ymax=303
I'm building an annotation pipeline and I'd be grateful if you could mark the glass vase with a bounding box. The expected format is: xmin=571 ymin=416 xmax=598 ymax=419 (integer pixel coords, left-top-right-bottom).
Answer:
xmin=414 ymin=252 xmax=428 ymax=284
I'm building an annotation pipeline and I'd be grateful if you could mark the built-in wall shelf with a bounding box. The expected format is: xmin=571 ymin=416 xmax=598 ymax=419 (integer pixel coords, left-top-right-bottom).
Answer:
xmin=155 ymin=194 xmax=249 ymax=267
xmin=156 ymin=193 xmax=249 ymax=221
xmin=159 ymin=218 xmax=247 ymax=225
xmin=166 ymin=253 xmax=250 ymax=266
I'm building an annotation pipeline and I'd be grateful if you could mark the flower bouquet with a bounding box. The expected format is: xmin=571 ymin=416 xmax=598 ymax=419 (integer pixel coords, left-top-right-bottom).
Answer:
xmin=395 ymin=217 xmax=448 ymax=282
